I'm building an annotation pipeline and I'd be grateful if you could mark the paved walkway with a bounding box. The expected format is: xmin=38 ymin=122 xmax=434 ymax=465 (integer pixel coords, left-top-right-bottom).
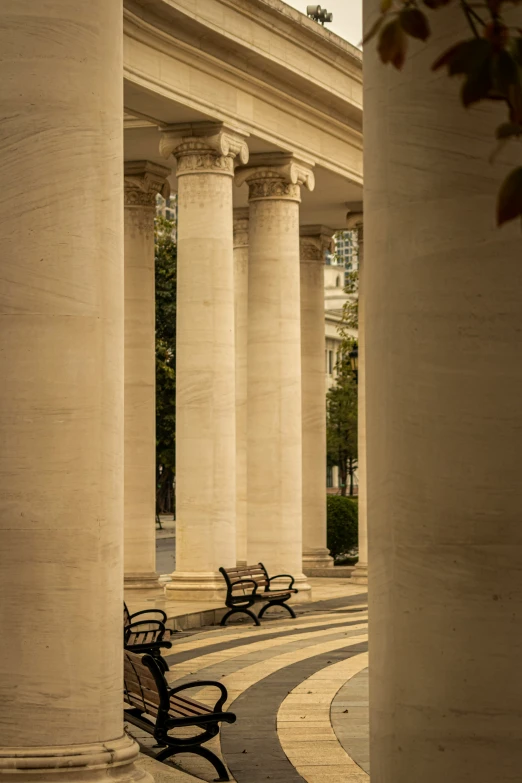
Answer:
xmin=127 ymin=586 xmax=369 ymax=783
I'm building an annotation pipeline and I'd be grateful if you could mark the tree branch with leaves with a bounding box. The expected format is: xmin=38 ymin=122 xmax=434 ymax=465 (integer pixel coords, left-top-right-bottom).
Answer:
xmin=364 ymin=0 xmax=522 ymax=225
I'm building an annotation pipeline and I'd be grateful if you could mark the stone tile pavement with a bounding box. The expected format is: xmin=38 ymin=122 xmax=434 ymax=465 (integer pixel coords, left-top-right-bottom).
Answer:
xmin=125 ymin=582 xmax=369 ymax=783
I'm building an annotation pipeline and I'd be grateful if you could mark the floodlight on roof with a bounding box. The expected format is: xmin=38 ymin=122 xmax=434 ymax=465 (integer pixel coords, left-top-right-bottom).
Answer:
xmin=306 ymin=5 xmax=333 ymax=24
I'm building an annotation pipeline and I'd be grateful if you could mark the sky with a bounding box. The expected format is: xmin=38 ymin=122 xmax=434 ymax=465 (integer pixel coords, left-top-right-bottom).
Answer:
xmin=284 ymin=0 xmax=362 ymax=49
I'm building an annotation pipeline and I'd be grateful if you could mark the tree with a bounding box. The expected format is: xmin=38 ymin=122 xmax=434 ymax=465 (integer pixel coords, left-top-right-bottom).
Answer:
xmin=364 ymin=0 xmax=522 ymax=225
xmin=326 ymin=357 xmax=358 ymax=496
xmin=155 ymin=216 xmax=177 ymax=514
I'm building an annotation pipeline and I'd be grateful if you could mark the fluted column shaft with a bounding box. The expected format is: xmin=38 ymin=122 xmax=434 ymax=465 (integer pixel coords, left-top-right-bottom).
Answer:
xmin=0 ymin=4 xmax=147 ymax=783
xmin=349 ymin=217 xmax=367 ymax=583
xmin=237 ymin=155 xmax=314 ymax=599
xmin=124 ymin=161 xmax=170 ymax=590
xmin=161 ymin=124 xmax=248 ymax=600
xmin=300 ymin=226 xmax=334 ymax=572
xmin=233 ymin=208 xmax=249 ymax=567
xmin=365 ymin=4 xmax=522 ymax=780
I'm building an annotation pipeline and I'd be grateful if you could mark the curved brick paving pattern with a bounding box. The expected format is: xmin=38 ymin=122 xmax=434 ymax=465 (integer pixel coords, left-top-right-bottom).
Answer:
xmin=126 ymin=589 xmax=369 ymax=783
xmin=331 ymin=667 xmax=370 ymax=774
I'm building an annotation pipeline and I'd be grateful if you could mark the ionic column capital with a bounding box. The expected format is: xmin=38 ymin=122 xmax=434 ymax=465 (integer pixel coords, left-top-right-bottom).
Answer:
xmin=236 ymin=153 xmax=315 ymax=203
xmin=233 ymin=208 xmax=249 ymax=249
xmin=160 ymin=122 xmax=249 ymax=177
xmin=124 ymin=161 xmax=171 ymax=207
xmin=299 ymin=225 xmax=335 ymax=262
xmin=346 ymin=202 xmax=363 ymax=243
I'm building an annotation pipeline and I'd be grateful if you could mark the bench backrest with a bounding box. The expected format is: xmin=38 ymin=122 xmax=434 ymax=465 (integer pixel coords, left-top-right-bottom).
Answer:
xmin=124 ymin=650 xmax=167 ymax=716
xmin=219 ymin=563 xmax=269 ymax=596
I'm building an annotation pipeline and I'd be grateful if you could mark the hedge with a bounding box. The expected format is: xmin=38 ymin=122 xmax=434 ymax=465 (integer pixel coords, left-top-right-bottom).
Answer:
xmin=326 ymin=495 xmax=358 ymax=560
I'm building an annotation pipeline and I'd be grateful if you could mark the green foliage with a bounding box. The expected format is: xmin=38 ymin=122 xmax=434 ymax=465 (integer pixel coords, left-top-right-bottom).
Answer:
xmin=327 ymin=495 xmax=358 ymax=560
xmin=155 ymin=216 xmax=177 ymax=512
xmin=363 ymin=0 xmax=522 ymax=225
xmin=326 ymin=358 xmax=358 ymax=496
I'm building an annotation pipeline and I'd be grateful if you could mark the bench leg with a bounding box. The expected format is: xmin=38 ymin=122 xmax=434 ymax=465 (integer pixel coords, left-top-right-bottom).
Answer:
xmin=220 ymin=607 xmax=260 ymax=627
xmin=258 ymin=600 xmax=296 ymax=620
xmin=156 ymin=746 xmax=229 ymax=781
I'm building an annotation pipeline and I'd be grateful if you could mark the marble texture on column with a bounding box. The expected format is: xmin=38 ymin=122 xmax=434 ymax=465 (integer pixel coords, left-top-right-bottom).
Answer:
xmin=0 ymin=3 xmax=148 ymax=783
xmin=160 ymin=123 xmax=248 ymax=600
xmin=347 ymin=214 xmax=367 ymax=584
xmin=124 ymin=161 xmax=170 ymax=590
xmin=236 ymin=154 xmax=315 ymax=601
xmin=234 ymin=208 xmax=249 ymax=567
xmin=365 ymin=3 xmax=522 ymax=780
xmin=300 ymin=226 xmax=334 ymax=573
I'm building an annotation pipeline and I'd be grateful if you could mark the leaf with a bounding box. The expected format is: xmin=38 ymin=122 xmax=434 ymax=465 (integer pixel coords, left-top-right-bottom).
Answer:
xmin=461 ymin=59 xmax=492 ymax=106
xmin=497 ymin=167 xmax=522 ymax=225
xmin=362 ymin=15 xmax=385 ymax=45
xmin=508 ymin=83 xmax=522 ymax=123
xmin=378 ymin=19 xmax=408 ymax=69
xmin=432 ymin=38 xmax=491 ymax=76
xmin=381 ymin=0 xmax=393 ymax=11
xmin=492 ymin=50 xmax=520 ymax=98
xmin=399 ymin=8 xmax=431 ymax=41
xmin=496 ymin=122 xmax=522 ymax=139
xmin=423 ymin=0 xmax=452 ymax=8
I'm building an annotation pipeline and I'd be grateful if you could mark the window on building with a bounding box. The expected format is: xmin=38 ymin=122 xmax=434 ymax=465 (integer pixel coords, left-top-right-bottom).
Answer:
xmin=335 ymin=275 xmax=340 ymax=287
xmin=328 ymin=350 xmax=333 ymax=375
xmin=326 ymin=465 xmax=333 ymax=488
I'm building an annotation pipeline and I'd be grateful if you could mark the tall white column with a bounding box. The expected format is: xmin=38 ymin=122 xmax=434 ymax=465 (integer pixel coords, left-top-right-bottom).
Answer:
xmin=347 ymin=215 xmax=367 ymax=584
xmin=365 ymin=4 xmax=522 ymax=780
xmin=160 ymin=124 xmax=248 ymax=600
xmin=124 ymin=161 xmax=170 ymax=590
xmin=0 ymin=4 xmax=148 ymax=783
xmin=236 ymin=154 xmax=314 ymax=600
xmin=233 ymin=208 xmax=249 ymax=567
xmin=300 ymin=226 xmax=334 ymax=573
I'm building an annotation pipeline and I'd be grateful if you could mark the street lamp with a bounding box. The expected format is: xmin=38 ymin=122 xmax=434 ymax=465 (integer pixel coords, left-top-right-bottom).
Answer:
xmin=348 ymin=345 xmax=358 ymax=381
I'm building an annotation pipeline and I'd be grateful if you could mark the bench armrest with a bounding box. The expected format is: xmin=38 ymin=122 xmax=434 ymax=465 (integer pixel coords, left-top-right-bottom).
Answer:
xmin=267 ymin=574 xmax=296 ymax=590
xmin=168 ymin=680 xmax=229 ymax=714
xmin=125 ymin=620 xmax=167 ymax=642
xmin=126 ymin=608 xmax=167 ymax=624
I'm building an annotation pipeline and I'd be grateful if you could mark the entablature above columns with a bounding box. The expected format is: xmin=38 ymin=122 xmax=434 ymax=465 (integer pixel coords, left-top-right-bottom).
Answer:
xmin=123 ymin=0 xmax=362 ymax=185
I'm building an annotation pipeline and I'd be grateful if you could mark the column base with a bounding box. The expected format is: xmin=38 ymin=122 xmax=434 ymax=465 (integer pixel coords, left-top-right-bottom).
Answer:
xmin=0 ymin=736 xmax=151 ymax=783
xmin=302 ymin=548 xmax=334 ymax=574
xmin=164 ymin=571 xmax=227 ymax=602
xmin=124 ymin=572 xmax=162 ymax=590
xmin=350 ymin=562 xmax=368 ymax=584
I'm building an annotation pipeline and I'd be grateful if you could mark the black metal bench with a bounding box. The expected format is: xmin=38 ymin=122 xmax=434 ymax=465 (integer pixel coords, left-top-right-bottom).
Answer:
xmin=124 ymin=603 xmax=172 ymax=671
xmin=219 ymin=562 xmax=298 ymax=626
xmin=124 ymin=650 xmax=235 ymax=782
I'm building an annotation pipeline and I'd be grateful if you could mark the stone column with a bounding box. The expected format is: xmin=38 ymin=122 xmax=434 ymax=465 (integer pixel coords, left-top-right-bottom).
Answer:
xmin=365 ymin=5 xmax=522 ymax=781
xmin=347 ymin=213 xmax=367 ymax=584
xmin=0 ymin=4 xmax=148 ymax=783
xmin=160 ymin=123 xmax=248 ymax=600
xmin=300 ymin=226 xmax=334 ymax=573
xmin=124 ymin=161 xmax=171 ymax=590
xmin=233 ymin=208 xmax=249 ymax=567
xmin=236 ymin=154 xmax=314 ymax=599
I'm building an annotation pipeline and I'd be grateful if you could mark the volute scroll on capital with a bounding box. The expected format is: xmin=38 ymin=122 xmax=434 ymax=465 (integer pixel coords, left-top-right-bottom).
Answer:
xmin=236 ymin=154 xmax=315 ymax=203
xmin=124 ymin=161 xmax=171 ymax=208
xmin=299 ymin=226 xmax=335 ymax=262
xmin=159 ymin=123 xmax=249 ymax=177
xmin=233 ymin=208 xmax=249 ymax=249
